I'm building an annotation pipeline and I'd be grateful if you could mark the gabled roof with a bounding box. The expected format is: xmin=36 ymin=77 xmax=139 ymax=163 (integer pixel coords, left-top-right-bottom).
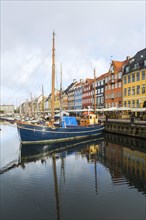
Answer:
xmin=97 ymin=72 xmax=108 ymax=80
xmin=112 ymin=60 xmax=124 ymax=72
xmin=123 ymin=48 xmax=146 ymax=74
xmin=64 ymin=81 xmax=77 ymax=93
xmin=74 ymin=81 xmax=85 ymax=88
xmin=130 ymin=48 xmax=146 ymax=65
xmin=85 ymin=78 xmax=94 ymax=84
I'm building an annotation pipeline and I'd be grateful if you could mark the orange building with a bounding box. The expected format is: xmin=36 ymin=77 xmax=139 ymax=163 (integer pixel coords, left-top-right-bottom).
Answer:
xmin=104 ymin=60 xmax=127 ymax=108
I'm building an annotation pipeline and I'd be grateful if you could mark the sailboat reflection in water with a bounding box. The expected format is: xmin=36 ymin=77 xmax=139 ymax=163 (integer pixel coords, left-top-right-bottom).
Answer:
xmin=20 ymin=136 xmax=104 ymax=220
xmin=16 ymin=32 xmax=104 ymax=145
xmin=20 ymin=136 xmax=104 ymax=163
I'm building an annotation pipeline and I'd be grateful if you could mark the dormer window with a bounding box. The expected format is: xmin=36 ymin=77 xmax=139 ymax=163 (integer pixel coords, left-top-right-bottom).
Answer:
xmin=144 ymin=60 xmax=146 ymax=67
xmin=126 ymin=66 xmax=130 ymax=73
xmin=134 ymin=63 xmax=139 ymax=70
xmin=110 ymin=65 xmax=114 ymax=73
xmin=131 ymin=58 xmax=135 ymax=64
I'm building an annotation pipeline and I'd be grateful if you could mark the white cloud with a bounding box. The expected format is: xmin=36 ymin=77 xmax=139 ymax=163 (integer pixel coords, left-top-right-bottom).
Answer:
xmin=1 ymin=0 xmax=145 ymax=105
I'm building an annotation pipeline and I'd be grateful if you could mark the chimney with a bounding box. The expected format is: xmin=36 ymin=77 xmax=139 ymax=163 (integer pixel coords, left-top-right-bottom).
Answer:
xmin=126 ymin=56 xmax=130 ymax=60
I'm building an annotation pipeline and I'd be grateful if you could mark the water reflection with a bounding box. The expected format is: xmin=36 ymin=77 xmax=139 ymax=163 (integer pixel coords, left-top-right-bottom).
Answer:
xmin=1 ymin=131 xmax=146 ymax=196
xmin=20 ymin=137 xmax=104 ymax=220
xmin=20 ymin=136 xmax=103 ymax=163
xmin=1 ymin=125 xmax=146 ymax=220
xmin=18 ymin=134 xmax=146 ymax=196
xmin=104 ymin=134 xmax=146 ymax=195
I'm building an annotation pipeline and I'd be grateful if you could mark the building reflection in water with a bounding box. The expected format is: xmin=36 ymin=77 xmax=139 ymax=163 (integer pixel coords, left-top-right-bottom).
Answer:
xmin=104 ymin=134 xmax=146 ymax=195
xmin=14 ymin=135 xmax=146 ymax=220
xmin=19 ymin=134 xmax=146 ymax=199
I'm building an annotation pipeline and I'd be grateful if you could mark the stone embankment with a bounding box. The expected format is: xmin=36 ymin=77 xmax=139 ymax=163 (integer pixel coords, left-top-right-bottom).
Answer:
xmin=103 ymin=119 xmax=146 ymax=139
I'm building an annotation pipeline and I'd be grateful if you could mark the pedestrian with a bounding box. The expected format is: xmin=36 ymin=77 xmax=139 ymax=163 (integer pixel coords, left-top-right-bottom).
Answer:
xmin=106 ymin=114 xmax=108 ymax=123
xmin=130 ymin=113 xmax=134 ymax=123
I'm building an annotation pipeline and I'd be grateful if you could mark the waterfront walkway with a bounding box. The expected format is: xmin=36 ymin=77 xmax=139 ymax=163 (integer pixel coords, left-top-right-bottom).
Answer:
xmin=103 ymin=118 xmax=146 ymax=139
xmin=103 ymin=118 xmax=146 ymax=125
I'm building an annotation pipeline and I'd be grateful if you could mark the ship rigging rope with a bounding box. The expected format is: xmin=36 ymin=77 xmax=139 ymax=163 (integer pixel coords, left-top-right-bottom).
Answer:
xmin=6 ymin=49 xmax=52 ymax=103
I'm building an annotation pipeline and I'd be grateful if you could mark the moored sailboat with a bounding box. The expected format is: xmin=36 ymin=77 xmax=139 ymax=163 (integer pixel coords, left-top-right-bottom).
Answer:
xmin=17 ymin=32 xmax=104 ymax=145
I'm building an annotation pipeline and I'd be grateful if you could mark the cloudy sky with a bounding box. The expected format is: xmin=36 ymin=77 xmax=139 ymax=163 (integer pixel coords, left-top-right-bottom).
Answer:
xmin=1 ymin=0 xmax=145 ymax=106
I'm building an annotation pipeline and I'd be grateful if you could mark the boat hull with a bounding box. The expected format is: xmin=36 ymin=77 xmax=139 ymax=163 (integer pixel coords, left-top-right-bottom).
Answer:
xmin=17 ymin=123 xmax=104 ymax=145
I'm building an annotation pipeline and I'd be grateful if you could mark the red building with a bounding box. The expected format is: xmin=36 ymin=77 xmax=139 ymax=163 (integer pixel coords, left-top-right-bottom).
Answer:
xmin=82 ymin=78 xmax=94 ymax=109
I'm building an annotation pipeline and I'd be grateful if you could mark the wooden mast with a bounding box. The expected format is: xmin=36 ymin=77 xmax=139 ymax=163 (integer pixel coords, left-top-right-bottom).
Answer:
xmin=52 ymin=155 xmax=60 ymax=220
xmin=42 ymin=84 xmax=44 ymax=112
xmin=51 ymin=32 xmax=55 ymax=122
xmin=94 ymin=68 xmax=96 ymax=113
xmin=60 ymin=63 xmax=62 ymax=115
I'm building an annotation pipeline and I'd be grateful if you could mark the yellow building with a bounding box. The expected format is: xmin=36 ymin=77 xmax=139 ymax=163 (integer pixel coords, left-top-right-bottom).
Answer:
xmin=122 ymin=48 xmax=146 ymax=108
xmin=123 ymin=147 xmax=146 ymax=183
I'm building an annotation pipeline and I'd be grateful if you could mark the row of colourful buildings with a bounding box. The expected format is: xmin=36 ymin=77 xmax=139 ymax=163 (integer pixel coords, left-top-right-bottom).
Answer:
xmin=20 ymin=48 xmax=146 ymax=115
xmin=58 ymin=48 xmax=145 ymax=110
xmin=1 ymin=48 xmax=145 ymax=115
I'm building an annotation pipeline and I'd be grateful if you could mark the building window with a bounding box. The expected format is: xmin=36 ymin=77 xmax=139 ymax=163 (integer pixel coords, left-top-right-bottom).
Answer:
xmin=128 ymin=75 xmax=131 ymax=83
xmin=136 ymin=100 xmax=140 ymax=108
xmin=101 ymin=97 xmax=104 ymax=103
xmin=124 ymin=77 xmax=127 ymax=84
xmin=132 ymin=73 xmax=135 ymax=82
xmin=142 ymin=84 xmax=145 ymax=94
xmin=128 ymin=101 xmax=131 ymax=107
xmin=142 ymin=71 xmax=145 ymax=80
xmin=111 ymin=93 xmax=114 ymax=98
xmin=119 ymin=82 xmax=121 ymax=87
xmin=136 ymin=85 xmax=140 ymax=94
xmin=132 ymin=100 xmax=135 ymax=108
xmin=124 ymin=101 xmax=127 ymax=107
xmin=128 ymin=87 xmax=131 ymax=96
xmin=132 ymin=86 xmax=135 ymax=95
xmin=124 ymin=88 xmax=127 ymax=96
xmin=118 ymin=92 xmax=122 ymax=97
xmin=136 ymin=72 xmax=140 ymax=81
xmin=118 ymin=72 xmax=122 ymax=79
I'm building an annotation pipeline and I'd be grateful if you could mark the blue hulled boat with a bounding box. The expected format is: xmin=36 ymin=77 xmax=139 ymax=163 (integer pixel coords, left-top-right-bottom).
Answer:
xmin=17 ymin=116 xmax=104 ymax=145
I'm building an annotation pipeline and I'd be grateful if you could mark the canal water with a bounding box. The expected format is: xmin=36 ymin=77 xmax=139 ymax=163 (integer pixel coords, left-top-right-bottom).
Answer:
xmin=0 ymin=124 xmax=146 ymax=220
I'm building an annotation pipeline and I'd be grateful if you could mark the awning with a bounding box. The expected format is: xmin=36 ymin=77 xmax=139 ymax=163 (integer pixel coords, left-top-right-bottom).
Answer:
xmin=131 ymin=108 xmax=146 ymax=112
